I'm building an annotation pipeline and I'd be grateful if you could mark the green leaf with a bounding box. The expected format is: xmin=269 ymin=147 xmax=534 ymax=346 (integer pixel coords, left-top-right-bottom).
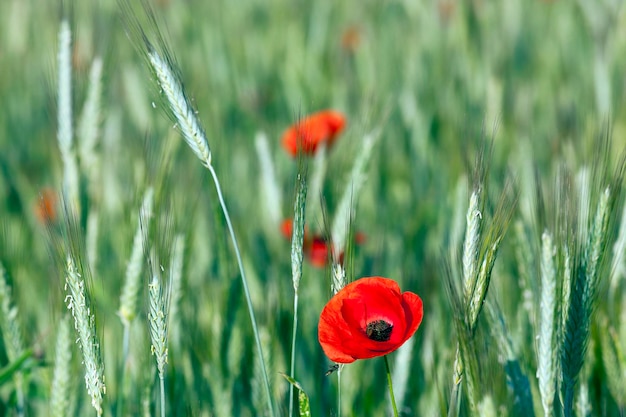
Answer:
xmin=279 ymin=372 xmax=311 ymax=417
xmin=0 ymin=349 xmax=33 ymax=386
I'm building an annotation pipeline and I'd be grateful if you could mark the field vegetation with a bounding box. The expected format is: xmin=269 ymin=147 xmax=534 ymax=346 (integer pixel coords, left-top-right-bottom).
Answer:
xmin=1 ymin=0 xmax=626 ymax=416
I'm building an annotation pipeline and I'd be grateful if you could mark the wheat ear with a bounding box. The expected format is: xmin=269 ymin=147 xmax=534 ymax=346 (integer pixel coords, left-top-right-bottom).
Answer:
xmin=64 ymin=256 xmax=106 ymax=416
xmin=167 ymin=233 xmax=185 ymax=347
xmin=561 ymin=187 xmax=612 ymax=415
xmin=331 ymin=131 xmax=378 ymax=259
xmin=78 ymin=56 xmax=103 ymax=190
xmin=0 ymin=262 xmax=26 ymax=415
xmin=254 ymin=132 xmax=283 ymax=229
xmin=143 ymin=34 xmax=274 ymax=416
xmin=462 ymin=190 xmax=481 ymax=300
xmin=288 ymin=168 xmax=307 ymax=417
xmin=537 ymin=231 xmax=557 ymax=417
xmin=147 ymin=49 xmax=211 ymax=166
xmin=50 ymin=315 xmax=73 ymax=417
xmin=119 ymin=187 xmax=155 ymax=326
xmin=57 ymin=19 xmax=80 ymax=212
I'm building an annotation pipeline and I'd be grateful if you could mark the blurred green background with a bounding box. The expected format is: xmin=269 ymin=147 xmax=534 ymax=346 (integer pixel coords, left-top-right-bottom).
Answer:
xmin=0 ymin=0 xmax=626 ymax=415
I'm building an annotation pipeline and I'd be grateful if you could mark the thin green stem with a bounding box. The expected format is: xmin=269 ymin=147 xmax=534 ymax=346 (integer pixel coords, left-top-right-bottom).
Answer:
xmin=118 ymin=324 xmax=130 ymax=417
xmin=289 ymin=292 xmax=299 ymax=417
xmin=159 ymin=376 xmax=165 ymax=417
xmin=207 ymin=164 xmax=275 ymax=417
xmin=337 ymin=366 xmax=342 ymax=417
xmin=385 ymin=355 xmax=399 ymax=417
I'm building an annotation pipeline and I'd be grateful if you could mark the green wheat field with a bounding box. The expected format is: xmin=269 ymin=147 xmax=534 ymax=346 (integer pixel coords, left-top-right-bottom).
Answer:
xmin=1 ymin=0 xmax=626 ymax=416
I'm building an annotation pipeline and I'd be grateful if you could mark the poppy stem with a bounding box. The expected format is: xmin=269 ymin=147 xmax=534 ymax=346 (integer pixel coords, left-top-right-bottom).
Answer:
xmin=337 ymin=365 xmax=342 ymax=417
xmin=384 ymin=355 xmax=399 ymax=417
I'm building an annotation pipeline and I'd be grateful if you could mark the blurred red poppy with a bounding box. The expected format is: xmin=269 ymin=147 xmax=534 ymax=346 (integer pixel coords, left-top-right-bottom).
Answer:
xmin=280 ymin=218 xmax=365 ymax=268
xmin=281 ymin=110 xmax=346 ymax=157
xmin=34 ymin=188 xmax=57 ymax=225
xmin=280 ymin=218 xmax=311 ymax=240
xmin=318 ymin=276 xmax=423 ymax=363
xmin=307 ymin=237 xmax=332 ymax=268
xmin=281 ymin=219 xmax=295 ymax=238
xmin=341 ymin=25 xmax=361 ymax=52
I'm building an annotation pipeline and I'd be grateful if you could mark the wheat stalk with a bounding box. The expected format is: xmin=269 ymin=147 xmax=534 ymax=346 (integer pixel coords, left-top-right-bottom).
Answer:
xmin=0 ymin=263 xmax=24 ymax=366
xmin=147 ymin=246 xmax=169 ymax=417
xmin=167 ymin=233 xmax=185 ymax=347
xmin=610 ymin=200 xmax=626 ymax=293
xmin=331 ymin=131 xmax=378 ymax=259
xmin=254 ymin=132 xmax=282 ymax=229
xmin=462 ymin=190 xmax=481 ymax=301
xmin=64 ymin=256 xmax=106 ymax=416
xmin=50 ymin=315 xmax=73 ymax=417
xmin=57 ymin=19 xmax=80 ymax=212
xmin=139 ymin=23 xmax=275 ymax=415
xmin=537 ymin=231 xmax=557 ymax=417
xmin=78 ymin=56 xmax=103 ymax=192
xmin=291 ymin=172 xmax=307 ymax=293
xmin=288 ymin=168 xmax=307 ymax=416
xmin=561 ymin=186 xmax=613 ymax=416
xmin=148 ymin=272 xmax=168 ymax=380
xmin=119 ymin=187 xmax=155 ymax=326
xmin=147 ymin=49 xmax=211 ymax=167
xmin=0 ymin=262 xmax=25 ymax=415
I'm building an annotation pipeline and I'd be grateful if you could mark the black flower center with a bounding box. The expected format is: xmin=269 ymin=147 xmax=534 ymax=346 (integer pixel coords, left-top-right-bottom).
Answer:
xmin=365 ymin=320 xmax=393 ymax=342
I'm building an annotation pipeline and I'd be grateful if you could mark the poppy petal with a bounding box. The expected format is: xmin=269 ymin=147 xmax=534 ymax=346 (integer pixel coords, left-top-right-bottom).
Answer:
xmin=401 ymin=291 xmax=423 ymax=339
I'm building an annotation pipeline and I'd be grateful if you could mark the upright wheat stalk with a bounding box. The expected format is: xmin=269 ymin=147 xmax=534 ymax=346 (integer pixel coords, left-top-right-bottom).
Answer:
xmin=331 ymin=132 xmax=378 ymax=259
xmin=57 ymin=20 xmax=80 ymax=212
xmin=148 ymin=259 xmax=168 ymax=417
xmin=0 ymin=263 xmax=26 ymax=416
xmin=119 ymin=187 xmax=155 ymax=327
xmin=289 ymin=170 xmax=307 ymax=417
xmin=462 ymin=191 xmax=481 ymax=301
xmin=78 ymin=56 xmax=104 ymax=191
xmin=167 ymin=233 xmax=185 ymax=348
xmin=64 ymin=257 xmax=106 ymax=416
xmin=254 ymin=132 xmax=282 ymax=229
xmin=537 ymin=231 xmax=557 ymax=417
xmin=449 ymin=188 xmax=482 ymax=417
xmin=144 ymin=40 xmax=274 ymax=416
xmin=561 ymin=187 xmax=613 ymax=416
xmin=50 ymin=315 xmax=72 ymax=417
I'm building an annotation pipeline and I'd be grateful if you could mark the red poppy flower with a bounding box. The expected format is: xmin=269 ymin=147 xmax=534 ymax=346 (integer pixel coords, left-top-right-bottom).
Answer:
xmin=318 ymin=277 xmax=423 ymax=363
xmin=281 ymin=110 xmax=346 ymax=157
xmin=280 ymin=219 xmax=366 ymax=268
xmin=34 ymin=188 xmax=58 ymax=225
xmin=307 ymin=237 xmax=333 ymax=268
